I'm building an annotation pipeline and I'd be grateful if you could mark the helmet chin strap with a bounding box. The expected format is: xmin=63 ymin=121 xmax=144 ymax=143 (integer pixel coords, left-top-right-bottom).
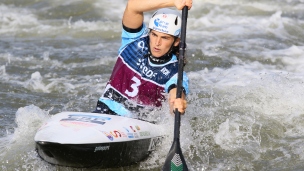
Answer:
xmin=148 ymin=37 xmax=177 ymax=64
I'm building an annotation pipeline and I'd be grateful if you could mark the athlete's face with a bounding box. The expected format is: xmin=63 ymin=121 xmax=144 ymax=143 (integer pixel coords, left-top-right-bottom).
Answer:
xmin=149 ymin=30 xmax=180 ymax=57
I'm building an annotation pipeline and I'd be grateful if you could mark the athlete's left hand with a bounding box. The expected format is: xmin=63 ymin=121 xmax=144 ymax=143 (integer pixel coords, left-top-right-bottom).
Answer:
xmin=170 ymin=98 xmax=187 ymax=114
xmin=174 ymin=0 xmax=193 ymax=10
xmin=168 ymin=88 xmax=187 ymax=114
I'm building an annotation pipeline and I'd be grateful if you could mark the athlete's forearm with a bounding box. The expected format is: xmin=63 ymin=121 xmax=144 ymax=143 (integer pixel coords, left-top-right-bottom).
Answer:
xmin=122 ymin=0 xmax=192 ymax=30
xmin=127 ymin=0 xmax=175 ymax=13
xmin=123 ymin=0 xmax=175 ymax=30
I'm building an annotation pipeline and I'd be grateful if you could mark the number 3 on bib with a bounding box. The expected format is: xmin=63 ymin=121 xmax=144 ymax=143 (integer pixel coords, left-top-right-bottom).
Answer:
xmin=125 ymin=76 xmax=141 ymax=97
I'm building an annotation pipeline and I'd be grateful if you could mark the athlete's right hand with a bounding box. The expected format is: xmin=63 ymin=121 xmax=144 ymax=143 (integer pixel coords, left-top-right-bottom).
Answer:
xmin=174 ymin=0 xmax=193 ymax=10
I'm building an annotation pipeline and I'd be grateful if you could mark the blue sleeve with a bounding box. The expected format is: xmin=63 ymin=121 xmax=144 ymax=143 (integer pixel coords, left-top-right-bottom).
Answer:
xmin=165 ymin=72 xmax=189 ymax=95
xmin=118 ymin=24 xmax=148 ymax=53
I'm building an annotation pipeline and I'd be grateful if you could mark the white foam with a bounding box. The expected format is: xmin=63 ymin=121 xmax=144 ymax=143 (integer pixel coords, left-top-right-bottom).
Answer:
xmin=263 ymin=45 xmax=304 ymax=72
xmin=24 ymin=71 xmax=50 ymax=93
xmin=0 ymin=5 xmax=39 ymax=35
xmin=0 ymin=65 xmax=6 ymax=76
xmin=0 ymin=105 xmax=51 ymax=169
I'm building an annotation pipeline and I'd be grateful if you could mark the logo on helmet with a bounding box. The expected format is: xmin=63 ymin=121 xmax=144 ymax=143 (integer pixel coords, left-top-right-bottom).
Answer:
xmin=153 ymin=18 xmax=169 ymax=29
xmin=174 ymin=29 xmax=181 ymax=36
xmin=154 ymin=18 xmax=160 ymax=27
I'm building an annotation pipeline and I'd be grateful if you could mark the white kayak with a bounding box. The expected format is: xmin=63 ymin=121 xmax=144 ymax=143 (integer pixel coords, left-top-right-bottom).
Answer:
xmin=34 ymin=112 xmax=165 ymax=168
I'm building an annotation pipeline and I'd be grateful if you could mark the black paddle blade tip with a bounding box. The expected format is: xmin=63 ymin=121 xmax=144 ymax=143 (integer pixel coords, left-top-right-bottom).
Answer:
xmin=162 ymin=141 xmax=188 ymax=171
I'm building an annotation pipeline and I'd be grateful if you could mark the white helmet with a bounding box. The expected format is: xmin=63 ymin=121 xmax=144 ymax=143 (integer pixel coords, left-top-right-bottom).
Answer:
xmin=148 ymin=8 xmax=181 ymax=37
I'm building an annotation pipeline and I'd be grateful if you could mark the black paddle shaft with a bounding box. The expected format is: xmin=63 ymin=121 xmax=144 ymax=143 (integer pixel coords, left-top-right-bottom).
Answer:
xmin=162 ymin=7 xmax=189 ymax=171
xmin=176 ymin=8 xmax=188 ymax=100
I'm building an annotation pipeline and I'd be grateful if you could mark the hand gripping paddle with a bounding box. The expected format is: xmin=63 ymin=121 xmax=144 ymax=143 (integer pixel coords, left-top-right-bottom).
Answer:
xmin=162 ymin=6 xmax=189 ymax=171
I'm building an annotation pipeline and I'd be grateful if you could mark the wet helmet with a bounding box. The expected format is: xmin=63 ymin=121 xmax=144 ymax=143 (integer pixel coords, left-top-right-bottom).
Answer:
xmin=148 ymin=8 xmax=181 ymax=37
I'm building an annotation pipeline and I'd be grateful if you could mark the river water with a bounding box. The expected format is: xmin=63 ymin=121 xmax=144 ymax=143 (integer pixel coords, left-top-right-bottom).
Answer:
xmin=1 ymin=0 xmax=304 ymax=170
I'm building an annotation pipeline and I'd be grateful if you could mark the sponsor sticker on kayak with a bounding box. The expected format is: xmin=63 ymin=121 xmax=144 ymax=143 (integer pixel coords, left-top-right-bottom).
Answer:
xmin=60 ymin=121 xmax=96 ymax=129
xmin=110 ymin=130 xmax=127 ymax=138
xmin=94 ymin=145 xmax=110 ymax=152
xmin=139 ymin=131 xmax=151 ymax=137
xmin=60 ymin=114 xmax=111 ymax=125
xmin=102 ymin=131 xmax=114 ymax=141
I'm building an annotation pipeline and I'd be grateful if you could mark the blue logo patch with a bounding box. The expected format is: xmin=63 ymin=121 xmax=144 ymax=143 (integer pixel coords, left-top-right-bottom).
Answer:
xmin=154 ymin=18 xmax=160 ymax=27
xmin=128 ymin=133 xmax=134 ymax=138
